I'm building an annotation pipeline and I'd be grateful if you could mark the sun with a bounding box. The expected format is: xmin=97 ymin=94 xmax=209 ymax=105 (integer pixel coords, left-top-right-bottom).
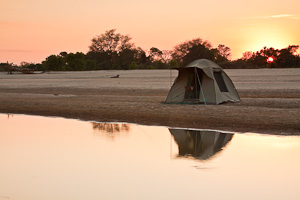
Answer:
xmin=267 ymin=57 xmax=274 ymax=63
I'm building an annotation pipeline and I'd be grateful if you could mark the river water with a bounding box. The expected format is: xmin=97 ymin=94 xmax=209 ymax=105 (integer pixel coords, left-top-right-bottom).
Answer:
xmin=1 ymin=114 xmax=299 ymax=200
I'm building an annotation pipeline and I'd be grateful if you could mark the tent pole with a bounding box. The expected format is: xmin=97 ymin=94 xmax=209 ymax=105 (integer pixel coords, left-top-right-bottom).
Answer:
xmin=195 ymin=68 xmax=207 ymax=105
xmin=194 ymin=68 xmax=198 ymax=99
xmin=170 ymin=68 xmax=172 ymax=88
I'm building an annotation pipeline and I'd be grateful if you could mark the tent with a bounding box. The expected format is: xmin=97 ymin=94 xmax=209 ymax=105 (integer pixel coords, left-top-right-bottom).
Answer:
xmin=165 ymin=59 xmax=240 ymax=104
xmin=169 ymin=128 xmax=234 ymax=160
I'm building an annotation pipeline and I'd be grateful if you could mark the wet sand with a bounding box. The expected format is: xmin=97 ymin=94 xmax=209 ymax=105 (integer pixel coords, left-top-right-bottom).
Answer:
xmin=0 ymin=69 xmax=299 ymax=135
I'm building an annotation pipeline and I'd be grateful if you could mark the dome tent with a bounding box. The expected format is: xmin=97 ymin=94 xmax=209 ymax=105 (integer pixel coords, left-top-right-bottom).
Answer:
xmin=165 ymin=59 xmax=240 ymax=104
xmin=169 ymin=128 xmax=234 ymax=160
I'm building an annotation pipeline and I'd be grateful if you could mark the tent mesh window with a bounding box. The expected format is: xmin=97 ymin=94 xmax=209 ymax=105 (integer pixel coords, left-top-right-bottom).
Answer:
xmin=213 ymin=72 xmax=228 ymax=92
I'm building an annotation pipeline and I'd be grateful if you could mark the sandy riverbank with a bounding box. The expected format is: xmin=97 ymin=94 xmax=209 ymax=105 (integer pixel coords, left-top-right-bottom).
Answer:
xmin=0 ymin=69 xmax=299 ymax=135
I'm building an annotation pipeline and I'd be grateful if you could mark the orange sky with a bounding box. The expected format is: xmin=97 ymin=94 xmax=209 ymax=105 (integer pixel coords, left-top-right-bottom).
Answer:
xmin=1 ymin=0 xmax=300 ymax=64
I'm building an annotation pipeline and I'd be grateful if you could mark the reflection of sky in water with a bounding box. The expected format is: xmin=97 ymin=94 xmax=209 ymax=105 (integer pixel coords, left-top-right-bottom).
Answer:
xmin=0 ymin=114 xmax=300 ymax=200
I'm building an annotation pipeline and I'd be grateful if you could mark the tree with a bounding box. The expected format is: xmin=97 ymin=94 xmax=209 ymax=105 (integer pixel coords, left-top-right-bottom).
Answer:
xmin=240 ymin=46 xmax=299 ymax=68
xmin=64 ymin=52 xmax=86 ymax=71
xmin=88 ymin=29 xmax=135 ymax=69
xmin=242 ymin=51 xmax=253 ymax=60
xmin=129 ymin=61 xmax=138 ymax=70
xmin=149 ymin=47 xmax=163 ymax=61
xmin=277 ymin=45 xmax=300 ymax=67
xmin=116 ymin=48 xmax=136 ymax=70
xmin=19 ymin=61 xmax=30 ymax=68
xmin=148 ymin=47 xmax=171 ymax=69
xmin=161 ymin=50 xmax=172 ymax=65
xmin=85 ymin=59 xmax=97 ymax=70
xmin=89 ymin=29 xmax=134 ymax=53
xmin=172 ymin=38 xmax=216 ymax=67
xmin=244 ymin=47 xmax=278 ymax=67
xmin=85 ymin=51 xmax=111 ymax=70
xmin=0 ymin=62 xmax=10 ymax=72
xmin=43 ymin=55 xmax=65 ymax=71
xmin=134 ymin=47 xmax=149 ymax=66
xmin=216 ymin=44 xmax=231 ymax=62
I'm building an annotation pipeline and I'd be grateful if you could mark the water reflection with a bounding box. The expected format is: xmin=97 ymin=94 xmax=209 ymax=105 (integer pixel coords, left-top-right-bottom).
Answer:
xmin=91 ymin=122 xmax=130 ymax=139
xmin=1 ymin=114 xmax=300 ymax=200
xmin=7 ymin=113 xmax=14 ymax=118
xmin=91 ymin=122 xmax=234 ymax=161
xmin=92 ymin=122 xmax=130 ymax=133
xmin=170 ymin=129 xmax=233 ymax=160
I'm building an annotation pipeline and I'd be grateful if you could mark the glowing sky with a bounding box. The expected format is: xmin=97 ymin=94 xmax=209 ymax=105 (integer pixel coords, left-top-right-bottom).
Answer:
xmin=1 ymin=0 xmax=299 ymax=64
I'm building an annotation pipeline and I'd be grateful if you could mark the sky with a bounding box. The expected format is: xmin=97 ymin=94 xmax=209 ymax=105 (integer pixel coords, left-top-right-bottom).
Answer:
xmin=1 ymin=0 xmax=300 ymax=64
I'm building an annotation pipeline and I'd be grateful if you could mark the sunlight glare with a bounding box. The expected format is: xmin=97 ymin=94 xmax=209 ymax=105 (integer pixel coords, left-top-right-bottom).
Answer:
xmin=241 ymin=21 xmax=297 ymax=55
xmin=267 ymin=57 xmax=274 ymax=62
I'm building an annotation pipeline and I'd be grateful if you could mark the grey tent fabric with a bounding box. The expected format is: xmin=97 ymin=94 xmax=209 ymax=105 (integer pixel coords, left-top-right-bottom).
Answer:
xmin=169 ymin=129 xmax=234 ymax=160
xmin=165 ymin=59 xmax=240 ymax=104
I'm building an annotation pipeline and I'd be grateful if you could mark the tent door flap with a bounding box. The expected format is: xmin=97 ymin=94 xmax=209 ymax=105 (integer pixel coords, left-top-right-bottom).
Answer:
xmin=184 ymin=69 xmax=201 ymax=101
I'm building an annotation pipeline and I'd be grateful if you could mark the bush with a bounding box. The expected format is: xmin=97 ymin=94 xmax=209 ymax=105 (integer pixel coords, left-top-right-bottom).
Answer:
xmin=129 ymin=61 xmax=138 ymax=70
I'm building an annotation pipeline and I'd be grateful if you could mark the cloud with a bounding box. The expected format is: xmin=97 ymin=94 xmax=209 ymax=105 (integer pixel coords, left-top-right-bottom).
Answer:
xmin=242 ymin=14 xmax=299 ymax=20
xmin=0 ymin=49 xmax=38 ymax=53
xmin=268 ymin=14 xmax=293 ymax=18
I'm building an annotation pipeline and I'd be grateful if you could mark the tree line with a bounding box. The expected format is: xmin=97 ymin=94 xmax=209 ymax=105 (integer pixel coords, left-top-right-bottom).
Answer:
xmin=1 ymin=29 xmax=299 ymax=72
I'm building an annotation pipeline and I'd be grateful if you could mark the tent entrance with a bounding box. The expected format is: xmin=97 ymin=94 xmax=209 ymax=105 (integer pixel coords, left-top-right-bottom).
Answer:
xmin=184 ymin=68 xmax=202 ymax=102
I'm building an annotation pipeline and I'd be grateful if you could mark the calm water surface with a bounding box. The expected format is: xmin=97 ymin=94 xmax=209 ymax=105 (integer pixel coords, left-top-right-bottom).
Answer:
xmin=1 ymin=114 xmax=300 ymax=200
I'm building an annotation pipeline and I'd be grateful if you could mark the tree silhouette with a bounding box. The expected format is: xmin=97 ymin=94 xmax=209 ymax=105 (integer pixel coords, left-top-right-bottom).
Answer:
xmin=64 ymin=52 xmax=86 ymax=71
xmin=277 ymin=45 xmax=299 ymax=67
xmin=149 ymin=47 xmax=163 ymax=61
xmin=8 ymin=29 xmax=299 ymax=70
xmin=89 ymin=29 xmax=135 ymax=69
xmin=239 ymin=45 xmax=300 ymax=68
xmin=242 ymin=51 xmax=253 ymax=60
xmin=89 ymin=29 xmax=134 ymax=53
xmin=216 ymin=44 xmax=231 ymax=62
xmin=43 ymin=55 xmax=65 ymax=71
xmin=171 ymin=38 xmax=228 ymax=67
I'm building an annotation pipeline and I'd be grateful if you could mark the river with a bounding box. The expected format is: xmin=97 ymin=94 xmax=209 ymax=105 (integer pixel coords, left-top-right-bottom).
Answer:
xmin=1 ymin=114 xmax=299 ymax=200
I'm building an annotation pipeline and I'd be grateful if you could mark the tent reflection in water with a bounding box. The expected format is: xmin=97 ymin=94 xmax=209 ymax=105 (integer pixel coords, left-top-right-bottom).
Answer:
xmin=169 ymin=129 xmax=234 ymax=160
xmin=165 ymin=59 xmax=240 ymax=104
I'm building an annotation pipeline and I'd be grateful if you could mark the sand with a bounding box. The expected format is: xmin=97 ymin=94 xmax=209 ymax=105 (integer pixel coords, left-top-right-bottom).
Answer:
xmin=0 ymin=68 xmax=299 ymax=135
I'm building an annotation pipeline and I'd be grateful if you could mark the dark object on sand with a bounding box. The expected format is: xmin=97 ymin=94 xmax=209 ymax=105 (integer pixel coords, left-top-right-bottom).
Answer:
xmin=111 ymin=75 xmax=120 ymax=78
xmin=5 ymin=63 xmax=36 ymax=74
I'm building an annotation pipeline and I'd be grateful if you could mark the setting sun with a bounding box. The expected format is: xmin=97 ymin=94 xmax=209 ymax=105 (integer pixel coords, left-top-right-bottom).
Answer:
xmin=267 ymin=57 xmax=274 ymax=63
